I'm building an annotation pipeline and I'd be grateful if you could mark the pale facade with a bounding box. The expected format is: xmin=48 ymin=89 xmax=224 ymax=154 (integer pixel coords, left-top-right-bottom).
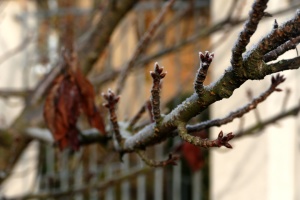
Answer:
xmin=211 ymin=1 xmax=300 ymax=199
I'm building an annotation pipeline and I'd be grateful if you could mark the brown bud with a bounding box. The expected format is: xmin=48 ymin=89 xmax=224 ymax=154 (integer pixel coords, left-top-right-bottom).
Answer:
xmin=160 ymin=72 xmax=167 ymax=79
xmin=224 ymin=143 xmax=233 ymax=149
xmin=218 ymin=131 xmax=223 ymax=139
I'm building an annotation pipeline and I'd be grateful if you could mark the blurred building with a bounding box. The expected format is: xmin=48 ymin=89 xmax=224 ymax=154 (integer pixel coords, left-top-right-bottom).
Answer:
xmin=0 ymin=0 xmax=299 ymax=200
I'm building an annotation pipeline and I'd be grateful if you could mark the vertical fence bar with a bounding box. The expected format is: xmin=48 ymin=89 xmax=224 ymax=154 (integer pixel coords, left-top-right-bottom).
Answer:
xmin=121 ymin=155 xmax=130 ymax=200
xmin=154 ymin=144 xmax=164 ymax=200
xmin=172 ymin=160 xmax=182 ymax=200
xmin=74 ymin=149 xmax=83 ymax=200
xmin=45 ymin=144 xmax=55 ymax=192
xmin=105 ymin=163 xmax=114 ymax=200
xmin=59 ymin=150 xmax=69 ymax=192
xmin=89 ymin=145 xmax=98 ymax=200
xmin=137 ymin=161 xmax=146 ymax=200
xmin=192 ymin=171 xmax=202 ymax=200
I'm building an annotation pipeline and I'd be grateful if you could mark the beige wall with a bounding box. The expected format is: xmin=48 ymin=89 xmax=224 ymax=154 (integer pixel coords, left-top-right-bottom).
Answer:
xmin=0 ymin=1 xmax=38 ymax=197
xmin=211 ymin=1 xmax=300 ymax=200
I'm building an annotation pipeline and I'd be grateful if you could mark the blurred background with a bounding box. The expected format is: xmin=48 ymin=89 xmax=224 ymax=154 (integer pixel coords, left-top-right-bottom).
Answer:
xmin=0 ymin=0 xmax=299 ymax=199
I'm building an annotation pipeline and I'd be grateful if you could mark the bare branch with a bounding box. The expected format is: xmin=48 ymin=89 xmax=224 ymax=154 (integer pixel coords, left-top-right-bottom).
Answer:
xmin=234 ymin=102 xmax=300 ymax=138
xmin=79 ymin=0 xmax=138 ymax=75
xmin=187 ymin=74 xmax=285 ymax=132
xmin=0 ymin=34 xmax=32 ymax=66
xmin=0 ymin=89 xmax=31 ymax=98
xmin=264 ymin=36 xmax=300 ymax=62
xmin=247 ymin=9 xmax=300 ymax=62
xmin=90 ymin=4 xmax=300 ymax=87
xmin=178 ymin=122 xmax=234 ymax=149
xmin=121 ymin=11 xmax=300 ymax=152
xmin=150 ymin=63 xmax=167 ymax=123
xmin=231 ymin=0 xmax=269 ymax=68
xmin=194 ymin=51 xmax=214 ymax=95
xmin=102 ymin=89 xmax=122 ymax=148
xmin=128 ymin=100 xmax=151 ymax=128
xmin=265 ymin=56 xmax=300 ymax=73
xmin=8 ymin=166 xmax=152 ymax=200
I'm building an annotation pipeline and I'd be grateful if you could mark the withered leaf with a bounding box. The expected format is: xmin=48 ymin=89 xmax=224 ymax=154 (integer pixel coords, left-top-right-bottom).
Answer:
xmin=44 ymin=74 xmax=81 ymax=150
xmin=44 ymin=65 xmax=106 ymax=151
xmin=74 ymin=69 xmax=106 ymax=135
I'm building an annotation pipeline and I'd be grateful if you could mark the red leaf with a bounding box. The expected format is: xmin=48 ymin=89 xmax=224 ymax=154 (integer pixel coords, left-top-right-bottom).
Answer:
xmin=44 ymin=51 xmax=106 ymax=150
xmin=182 ymin=142 xmax=205 ymax=172
xmin=44 ymin=75 xmax=81 ymax=151
xmin=44 ymin=75 xmax=64 ymax=137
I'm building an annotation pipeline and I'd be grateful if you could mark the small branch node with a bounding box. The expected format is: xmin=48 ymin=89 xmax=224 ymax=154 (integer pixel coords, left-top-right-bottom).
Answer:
xmin=194 ymin=51 xmax=214 ymax=95
xmin=150 ymin=62 xmax=166 ymax=123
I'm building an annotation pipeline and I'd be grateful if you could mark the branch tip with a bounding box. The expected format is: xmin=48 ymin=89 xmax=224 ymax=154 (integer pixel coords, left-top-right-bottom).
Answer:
xmin=103 ymin=89 xmax=122 ymax=149
xmin=178 ymin=123 xmax=234 ymax=149
xmin=195 ymin=51 xmax=214 ymax=95
xmin=150 ymin=62 xmax=166 ymax=123
xmin=273 ymin=19 xmax=279 ymax=29
xmin=271 ymin=74 xmax=285 ymax=85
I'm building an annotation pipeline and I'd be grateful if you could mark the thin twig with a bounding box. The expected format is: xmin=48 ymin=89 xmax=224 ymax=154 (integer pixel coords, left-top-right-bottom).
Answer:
xmin=281 ymin=88 xmax=291 ymax=112
xmin=264 ymin=36 xmax=300 ymax=62
xmin=194 ymin=51 xmax=214 ymax=95
xmin=231 ymin=0 xmax=269 ymax=68
xmin=8 ymin=166 xmax=152 ymax=200
xmin=115 ymin=0 xmax=175 ymax=95
xmin=150 ymin=63 xmax=166 ymax=123
xmin=128 ymin=100 xmax=150 ymax=129
xmin=0 ymin=89 xmax=31 ymax=98
xmin=250 ymin=10 xmax=300 ymax=58
xmin=246 ymin=89 xmax=262 ymax=124
xmin=102 ymin=89 xmax=122 ymax=148
xmin=226 ymin=0 xmax=240 ymax=21
xmin=234 ymin=102 xmax=300 ymax=138
xmin=178 ymin=122 xmax=234 ymax=149
xmin=0 ymin=34 xmax=32 ymax=66
xmin=187 ymin=74 xmax=285 ymax=132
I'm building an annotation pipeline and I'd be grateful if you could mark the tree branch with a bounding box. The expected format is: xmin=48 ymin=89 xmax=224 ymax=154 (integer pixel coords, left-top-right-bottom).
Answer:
xmin=150 ymin=63 xmax=166 ymax=123
xmin=187 ymin=74 xmax=285 ymax=132
xmin=79 ymin=0 xmax=138 ymax=75
xmin=178 ymin=122 xmax=234 ymax=148
xmin=103 ymin=89 xmax=122 ymax=148
xmin=194 ymin=51 xmax=214 ymax=95
xmin=90 ymin=4 xmax=300 ymax=86
xmin=264 ymin=35 xmax=300 ymax=62
xmin=7 ymin=166 xmax=152 ymax=200
xmin=121 ymin=9 xmax=300 ymax=152
xmin=231 ymin=0 xmax=269 ymax=68
xmin=234 ymin=102 xmax=300 ymax=138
